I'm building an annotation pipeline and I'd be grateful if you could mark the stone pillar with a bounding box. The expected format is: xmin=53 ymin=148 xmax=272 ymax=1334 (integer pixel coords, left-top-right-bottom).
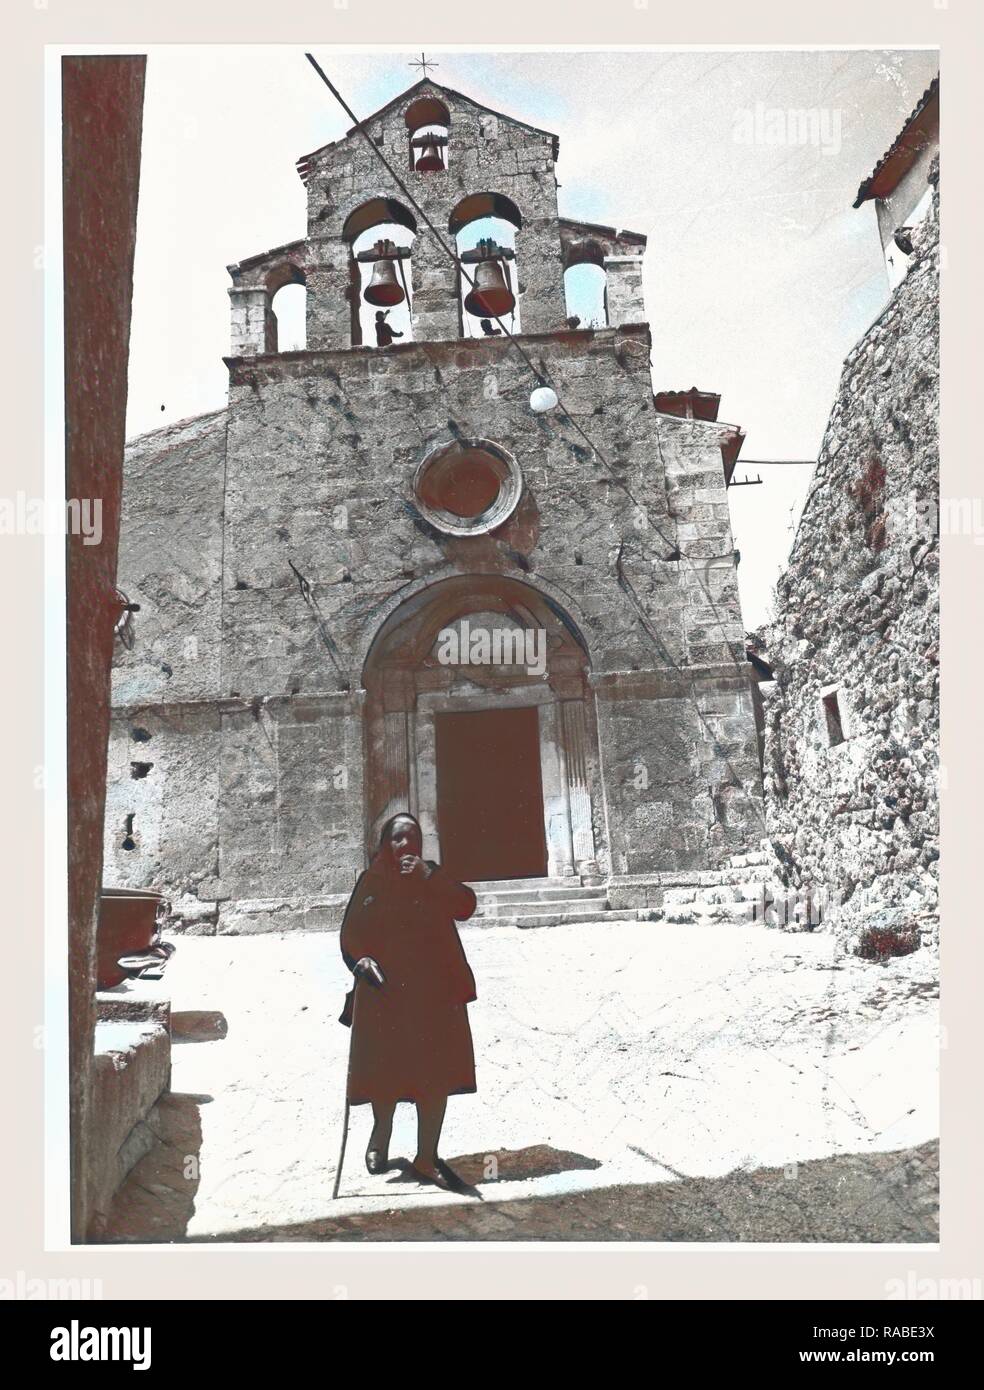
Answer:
xmin=604 ymin=255 xmax=646 ymax=326
xmin=365 ymin=673 xmax=413 ymax=849
xmin=379 ymin=708 xmax=411 ymax=832
xmin=515 ymin=218 xmax=567 ymax=334
xmin=411 ymin=233 xmax=461 ymax=341
xmin=539 ymin=702 xmax=575 ymax=877
xmin=560 ymin=699 xmax=599 ymax=876
xmin=305 ymin=236 xmax=355 ymax=350
xmin=228 ymin=287 xmax=276 ymax=356
xmin=412 ymin=704 xmax=441 ymax=862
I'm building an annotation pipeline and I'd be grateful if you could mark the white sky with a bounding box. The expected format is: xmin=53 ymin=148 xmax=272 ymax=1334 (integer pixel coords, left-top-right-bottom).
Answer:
xmin=123 ymin=46 xmax=939 ymax=629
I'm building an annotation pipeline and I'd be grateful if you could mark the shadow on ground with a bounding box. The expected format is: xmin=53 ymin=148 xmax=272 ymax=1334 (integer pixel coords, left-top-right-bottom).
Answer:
xmin=447 ymin=1145 xmax=602 ymax=1186
xmin=99 ymin=1128 xmax=938 ymax=1245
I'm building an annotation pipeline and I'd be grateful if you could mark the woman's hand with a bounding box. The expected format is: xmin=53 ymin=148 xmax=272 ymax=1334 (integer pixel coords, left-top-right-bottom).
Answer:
xmin=398 ymin=854 xmax=431 ymax=880
xmin=354 ymin=956 xmax=385 ymax=987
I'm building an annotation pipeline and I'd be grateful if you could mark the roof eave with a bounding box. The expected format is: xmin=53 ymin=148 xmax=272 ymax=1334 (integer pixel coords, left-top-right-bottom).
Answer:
xmin=853 ymin=76 xmax=939 ymax=209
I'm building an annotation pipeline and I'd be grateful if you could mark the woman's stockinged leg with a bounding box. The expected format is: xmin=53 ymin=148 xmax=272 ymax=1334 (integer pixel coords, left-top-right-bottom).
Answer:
xmin=414 ymin=1094 xmax=447 ymax=1176
xmin=369 ymin=1100 xmax=396 ymax=1155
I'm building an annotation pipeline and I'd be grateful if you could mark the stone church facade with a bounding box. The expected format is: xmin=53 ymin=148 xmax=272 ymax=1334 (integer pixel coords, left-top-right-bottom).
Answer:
xmin=105 ymin=78 xmax=764 ymax=932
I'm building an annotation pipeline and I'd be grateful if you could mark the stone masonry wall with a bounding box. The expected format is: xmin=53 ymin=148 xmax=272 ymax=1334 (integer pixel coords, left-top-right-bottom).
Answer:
xmin=762 ymin=161 xmax=939 ymax=951
xmin=218 ymin=326 xmax=744 ymax=688
xmin=110 ymin=408 xmax=227 ymax=706
xmin=301 ymin=83 xmax=568 ymax=348
xmin=107 ymin=323 xmax=764 ymax=922
xmin=106 ymin=80 xmax=766 ymax=930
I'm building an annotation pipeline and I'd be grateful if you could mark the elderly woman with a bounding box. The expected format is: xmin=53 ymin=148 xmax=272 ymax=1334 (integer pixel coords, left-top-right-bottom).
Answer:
xmin=339 ymin=813 xmax=478 ymax=1184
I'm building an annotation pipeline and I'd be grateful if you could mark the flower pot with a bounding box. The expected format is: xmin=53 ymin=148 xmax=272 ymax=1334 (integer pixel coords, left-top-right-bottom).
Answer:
xmin=97 ymin=888 xmax=165 ymax=989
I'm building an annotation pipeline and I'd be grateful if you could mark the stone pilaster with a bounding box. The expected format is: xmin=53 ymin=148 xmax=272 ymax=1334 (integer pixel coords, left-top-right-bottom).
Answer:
xmin=411 ymin=233 xmax=461 ymax=341
xmin=305 ymin=237 xmax=356 ymax=350
xmin=560 ymin=699 xmax=599 ymax=875
xmin=604 ymin=255 xmax=645 ymax=326
xmin=228 ymin=287 xmax=276 ymax=356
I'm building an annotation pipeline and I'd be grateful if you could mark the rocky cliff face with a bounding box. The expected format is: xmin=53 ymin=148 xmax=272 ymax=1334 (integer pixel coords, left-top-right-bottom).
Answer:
xmin=762 ymin=159 xmax=940 ymax=954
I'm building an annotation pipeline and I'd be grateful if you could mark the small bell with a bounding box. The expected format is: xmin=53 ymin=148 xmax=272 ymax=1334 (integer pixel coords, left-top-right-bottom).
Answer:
xmin=414 ymin=141 xmax=444 ymax=172
xmin=363 ymin=256 xmax=405 ymax=307
xmin=463 ymin=259 xmax=515 ymax=319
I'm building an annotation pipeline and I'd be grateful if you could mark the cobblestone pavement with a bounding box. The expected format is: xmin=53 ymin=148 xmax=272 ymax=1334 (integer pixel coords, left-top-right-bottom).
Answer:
xmin=103 ymin=919 xmax=939 ymax=1243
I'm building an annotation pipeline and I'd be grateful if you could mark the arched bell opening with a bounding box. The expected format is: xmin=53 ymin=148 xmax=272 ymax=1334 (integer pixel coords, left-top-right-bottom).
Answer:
xmin=343 ymin=198 xmax=418 ymax=348
xmin=361 ymin=574 xmax=604 ymax=882
xmin=405 ymin=96 xmax=451 ymax=174
xmin=563 ymin=261 xmax=608 ymax=331
xmin=449 ymin=193 xmax=523 ymax=339
xmin=270 ymin=280 xmax=307 ymax=352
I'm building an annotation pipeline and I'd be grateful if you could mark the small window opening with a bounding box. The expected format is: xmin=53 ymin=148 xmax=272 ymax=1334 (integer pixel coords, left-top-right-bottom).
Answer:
xmin=822 ymin=690 xmax=846 ymax=747
xmin=130 ymin=762 xmax=154 ymax=779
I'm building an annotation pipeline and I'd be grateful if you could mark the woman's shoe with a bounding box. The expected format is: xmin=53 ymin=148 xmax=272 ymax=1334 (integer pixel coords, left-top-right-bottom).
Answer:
xmin=365 ymin=1148 xmax=389 ymax=1175
xmin=410 ymin=1157 xmax=445 ymax=1186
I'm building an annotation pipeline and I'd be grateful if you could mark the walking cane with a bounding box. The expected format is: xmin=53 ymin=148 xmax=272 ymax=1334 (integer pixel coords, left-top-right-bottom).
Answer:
xmin=331 ymin=1099 xmax=350 ymax=1200
xmin=332 ymin=959 xmax=384 ymax=1199
xmin=332 ymin=988 xmax=356 ymax=1200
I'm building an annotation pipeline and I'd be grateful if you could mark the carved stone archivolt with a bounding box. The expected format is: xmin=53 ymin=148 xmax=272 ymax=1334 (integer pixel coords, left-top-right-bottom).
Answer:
xmin=361 ymin=574 xmax=601 ymax=875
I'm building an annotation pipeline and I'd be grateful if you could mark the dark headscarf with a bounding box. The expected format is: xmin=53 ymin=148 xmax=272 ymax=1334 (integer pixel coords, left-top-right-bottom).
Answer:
xmin=372 ymin=812 xmax=423 ymax=873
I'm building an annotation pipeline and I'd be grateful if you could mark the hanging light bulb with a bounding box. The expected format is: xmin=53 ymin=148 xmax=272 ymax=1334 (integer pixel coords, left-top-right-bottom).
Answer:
xmin=530 ymin=385 xmax=558 ymax=413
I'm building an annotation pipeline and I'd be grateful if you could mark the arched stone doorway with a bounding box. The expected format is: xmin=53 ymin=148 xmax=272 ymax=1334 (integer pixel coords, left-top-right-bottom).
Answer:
xmin=362 ymin=575 xmax=605 ymax=882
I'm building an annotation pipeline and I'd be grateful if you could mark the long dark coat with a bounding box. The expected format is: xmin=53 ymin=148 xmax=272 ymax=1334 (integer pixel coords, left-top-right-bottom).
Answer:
xmin=339 ymin=860 xmax=478 ymax=1106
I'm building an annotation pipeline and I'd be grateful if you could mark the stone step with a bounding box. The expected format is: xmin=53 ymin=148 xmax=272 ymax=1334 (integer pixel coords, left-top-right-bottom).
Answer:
xmin=731 ymin=883 xmax=786 ymax=903
xmin=657 ymin=871 xmax=777 ymax=891
xmin=663 ymin=883 xmax=781 ymax=908
xmin=477 ymin=901 xmax=608 ymax=922
xmin=661 ymin=901 xmax=760 ymax=925
xmin=647 ymin=868 xmax=773 ymax=889
xmin=663 ymin=885 xmax=739 ymax=906
xmin=510 ymin=904 xmax=617 ymax=929
xmin=467 ymin=876 xmax=580 ymax=893
xmin=475 ymin=886 xmax=608 ymax=909
xmin=726 ymin=852 xmax=772 ymax=870
xmin=716 ymin=868 xmax=776 ymax=886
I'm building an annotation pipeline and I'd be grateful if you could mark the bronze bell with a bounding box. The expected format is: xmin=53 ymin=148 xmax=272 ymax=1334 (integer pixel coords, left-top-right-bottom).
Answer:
xmin=414 ymin=141 xmax=444 ymax=172
xmin=463 ymin=259 xmax=515 ymax=319
xmin=363 ymin=256 xmax=405 ymax=307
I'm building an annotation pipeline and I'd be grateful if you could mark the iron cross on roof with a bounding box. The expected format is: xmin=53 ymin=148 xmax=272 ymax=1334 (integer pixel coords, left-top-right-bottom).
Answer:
xmin=409 ymin=52 xmax=439 ymax=80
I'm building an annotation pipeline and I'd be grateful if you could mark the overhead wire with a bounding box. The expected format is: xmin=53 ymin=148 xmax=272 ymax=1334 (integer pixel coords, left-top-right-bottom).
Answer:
xmin=303 ymin=52 xmax=771 ymax=834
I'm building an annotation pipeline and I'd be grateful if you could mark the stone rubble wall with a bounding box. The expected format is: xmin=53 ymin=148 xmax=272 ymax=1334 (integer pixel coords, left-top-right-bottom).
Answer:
xmin=762 ymin=160 xmax=940 ymax=952
xmin=110 ymin=408 xmax=227 ymax=707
